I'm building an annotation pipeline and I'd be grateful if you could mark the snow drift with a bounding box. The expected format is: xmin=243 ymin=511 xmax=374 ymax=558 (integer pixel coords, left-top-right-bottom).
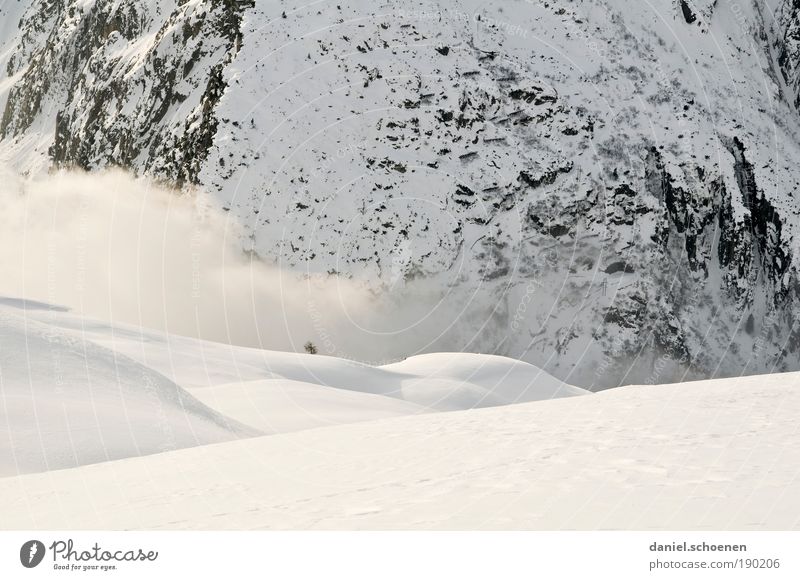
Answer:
xmin=0 ymin=296 xmax=585 ymax=476
xmin=0 ymin=298 xmax=258 ymax=477
xmin=2 ymin=368 xmax=798 ymax=530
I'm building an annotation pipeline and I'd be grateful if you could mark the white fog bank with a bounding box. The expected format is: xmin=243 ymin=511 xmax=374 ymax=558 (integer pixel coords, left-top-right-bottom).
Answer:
xmin=0 ymin=169 xmax=475 ymax=362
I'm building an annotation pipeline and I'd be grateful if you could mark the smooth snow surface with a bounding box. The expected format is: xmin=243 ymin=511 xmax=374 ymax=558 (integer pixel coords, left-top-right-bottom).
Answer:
xmin=3 ymin=296 xmax=796 ymax=530
xmin=0 ymin=301 xmax=257 ymax=477
xmin=191 ymin=380 xmax=427 ymax=434
xmin=0 ymin=297 xmax=583 ymax=476
xmin=2 ymin=371 xmax=799 ymax=530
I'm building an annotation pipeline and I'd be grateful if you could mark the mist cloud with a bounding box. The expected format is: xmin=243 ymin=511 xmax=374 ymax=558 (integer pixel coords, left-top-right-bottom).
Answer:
xmin=0 ymin=168 xmax=477 ymax=362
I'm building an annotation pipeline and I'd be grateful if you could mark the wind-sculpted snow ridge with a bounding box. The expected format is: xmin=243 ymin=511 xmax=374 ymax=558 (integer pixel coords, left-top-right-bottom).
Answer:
xmin=2 ymin=370 xmax=798 ymax=530
xmin=0 ymin=297 xmax=586 ymax=475
xmin=4 ymin=1 xmax=800 ymax=387
xmin=0 ymin=300 xmax=260 ymax=477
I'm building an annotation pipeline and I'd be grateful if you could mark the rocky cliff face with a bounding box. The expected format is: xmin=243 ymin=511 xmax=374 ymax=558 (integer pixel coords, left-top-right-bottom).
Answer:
xmin=3 ymin=0 xmax=800 ymax=388
xmin=1 ymin=0 xmax=252 ymax=184
xmin=777 ymin=0 xmax=800 ymax=110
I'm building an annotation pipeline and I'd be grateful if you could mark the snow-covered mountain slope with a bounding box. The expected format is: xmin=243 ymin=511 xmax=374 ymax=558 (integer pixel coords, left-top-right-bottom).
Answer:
xmin=3 ymin=369 xmax=798 ymax=530
xmin=0 ymin=296 xmax=584 ymax=475
xmin=3 ymin=0 xmax=800 ymax=387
